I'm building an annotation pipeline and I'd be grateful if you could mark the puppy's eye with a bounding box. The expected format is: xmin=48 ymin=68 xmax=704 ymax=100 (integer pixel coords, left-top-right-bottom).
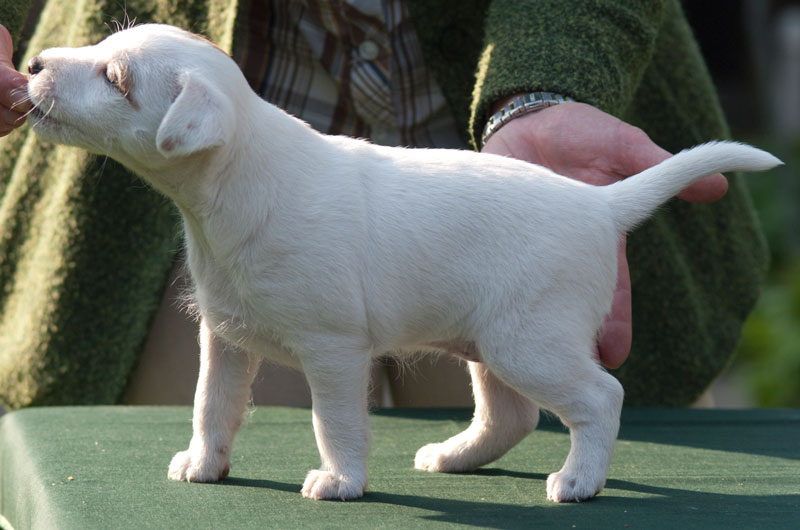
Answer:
xmin=102 ymin=61 xmax=138 ymax=108
xmin=105 ymin=64 xmax=121 ymax=89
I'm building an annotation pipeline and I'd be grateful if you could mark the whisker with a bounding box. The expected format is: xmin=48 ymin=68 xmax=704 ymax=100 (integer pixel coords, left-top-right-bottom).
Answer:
xmin=105 ymin=1 xmax=136 ymax=36
xmin=21 ymin=105 xmax=37 ymax=120
xmin=95 ymin=155 xmax=111 ymax=186
xmin=30 ymin=99 xmax=56 ymax=127
xmin=109 ymin=18 xmax=123 ymax=34
xmin=42 ymin=99 xmax=55 ymax=119
xmin=12 ymin=94 xmax=33 ymax=114
xmin=107 ymin=0 xmax=133 ymax=34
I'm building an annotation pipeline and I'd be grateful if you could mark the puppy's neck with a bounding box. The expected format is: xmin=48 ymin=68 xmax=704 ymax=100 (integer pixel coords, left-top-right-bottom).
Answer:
xmin=153 ymin=95 xmax=328 ymax=260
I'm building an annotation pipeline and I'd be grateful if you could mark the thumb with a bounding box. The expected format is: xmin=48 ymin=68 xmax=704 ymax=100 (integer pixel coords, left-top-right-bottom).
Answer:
xmin=0 ymin=24 xmax=31 ymax=115
xmin=0 ymin=24 xmax=16 ymax=68
xmin=0 ymin=24 xmax=26 ymax=86
xmin=612 ymin=124 xmax=728 ymax=203
xmin=612 ymin=125 xmax=672 ymax=177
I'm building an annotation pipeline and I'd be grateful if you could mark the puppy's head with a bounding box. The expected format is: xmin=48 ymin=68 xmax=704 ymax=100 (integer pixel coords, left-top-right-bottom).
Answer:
xmin=27 ymin=24 xmax=240 ymax=170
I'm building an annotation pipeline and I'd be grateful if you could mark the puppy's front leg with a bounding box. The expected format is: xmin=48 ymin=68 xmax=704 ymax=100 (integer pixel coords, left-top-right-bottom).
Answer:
xmin=168 ymin=318 xmax=260 ymax=482
xmin=300 ymin=342 xmax=372 ymax=500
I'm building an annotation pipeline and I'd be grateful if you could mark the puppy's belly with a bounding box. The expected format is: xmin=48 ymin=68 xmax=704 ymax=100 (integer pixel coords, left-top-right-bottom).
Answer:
xmin=401 ymin=341 xmax=482 ymax=363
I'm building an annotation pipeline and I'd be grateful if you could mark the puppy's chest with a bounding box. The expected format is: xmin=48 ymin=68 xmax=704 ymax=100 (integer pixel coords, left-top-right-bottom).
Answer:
xmin=189 ymin=255 xmax=296 ymax=358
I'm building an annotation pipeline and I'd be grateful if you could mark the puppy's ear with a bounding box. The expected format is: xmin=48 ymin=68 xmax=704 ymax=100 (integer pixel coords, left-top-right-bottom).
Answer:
xmin=156 ymin=72 xmax=233 ymax=158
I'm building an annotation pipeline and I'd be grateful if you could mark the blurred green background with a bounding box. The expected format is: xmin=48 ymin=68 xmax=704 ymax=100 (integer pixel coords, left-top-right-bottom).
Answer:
xmin=687 ymin=1 xmax=800 ymax=407
xmin=737 ymin=142 xmax=800 ymax=407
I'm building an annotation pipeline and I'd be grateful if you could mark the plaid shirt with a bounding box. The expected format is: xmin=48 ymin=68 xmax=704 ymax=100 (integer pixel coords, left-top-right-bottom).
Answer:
xmin=236 ymin=0 xmax=465 ymax=148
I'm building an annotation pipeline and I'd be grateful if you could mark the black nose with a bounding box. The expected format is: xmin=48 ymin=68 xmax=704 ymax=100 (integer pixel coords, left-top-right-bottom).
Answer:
xmin=28 ymin=56 xmax=44 ymax=76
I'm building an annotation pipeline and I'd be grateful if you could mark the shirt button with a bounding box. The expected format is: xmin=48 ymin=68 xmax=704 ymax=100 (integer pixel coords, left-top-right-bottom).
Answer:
xmin=358 ymin=40 xmax=380 ymax=61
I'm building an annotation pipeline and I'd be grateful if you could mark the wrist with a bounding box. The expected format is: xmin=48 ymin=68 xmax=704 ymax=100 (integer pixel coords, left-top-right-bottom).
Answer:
xmin=482 ymin=92 xmax=575 ymax=147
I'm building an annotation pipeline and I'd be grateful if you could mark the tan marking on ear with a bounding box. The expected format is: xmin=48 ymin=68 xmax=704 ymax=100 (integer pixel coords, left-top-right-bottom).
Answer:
xmin=160 ymin=136 xmax=179 ymax=152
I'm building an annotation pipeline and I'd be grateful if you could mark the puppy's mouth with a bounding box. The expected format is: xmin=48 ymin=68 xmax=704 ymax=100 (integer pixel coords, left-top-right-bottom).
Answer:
xmin=29 ymin=104 xmax=60 ymax=127
xmin=27 ymin=87 xmax=62 ymax=128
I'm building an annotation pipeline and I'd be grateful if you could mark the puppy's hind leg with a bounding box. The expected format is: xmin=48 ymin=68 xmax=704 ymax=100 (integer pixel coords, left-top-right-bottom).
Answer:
xmin=415 ymin=361 xmax=539 ymax=472
xmin=300 ymin=337 xmax=373 ymax=501
xmin=168 ymin=318 xmax=260 ymax=483
xmin=481 ymin=319 xmax=623 ymax=503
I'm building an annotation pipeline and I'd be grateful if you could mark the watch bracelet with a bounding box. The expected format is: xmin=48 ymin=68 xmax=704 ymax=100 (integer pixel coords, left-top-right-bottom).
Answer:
xmin=481 ymin=92 xmax=575 ymax=147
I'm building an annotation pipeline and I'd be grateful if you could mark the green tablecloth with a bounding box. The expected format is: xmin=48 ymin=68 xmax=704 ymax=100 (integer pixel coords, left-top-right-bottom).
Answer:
xmin=0 ymin=407 xmax=798 ymax=529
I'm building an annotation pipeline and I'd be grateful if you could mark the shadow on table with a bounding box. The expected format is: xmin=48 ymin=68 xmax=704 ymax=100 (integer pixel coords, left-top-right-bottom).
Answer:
xmin=219 ymin=469 xmax=798 ymax=530
xmin=373 ymin=408 xmax=800 ymax=460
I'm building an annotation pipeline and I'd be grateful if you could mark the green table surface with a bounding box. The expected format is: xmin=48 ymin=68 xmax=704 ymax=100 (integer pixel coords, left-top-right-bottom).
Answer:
xmin=0 ymin=407 xmax=798 ymax=529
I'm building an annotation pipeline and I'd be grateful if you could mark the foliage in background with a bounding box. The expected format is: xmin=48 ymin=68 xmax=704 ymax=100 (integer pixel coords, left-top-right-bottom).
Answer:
xmin=735 ymin=138 xmax=800 ymax=407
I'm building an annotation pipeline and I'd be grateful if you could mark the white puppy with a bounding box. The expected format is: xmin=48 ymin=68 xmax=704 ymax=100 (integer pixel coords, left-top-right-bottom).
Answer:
xmin=27 ymin=24 xmax=779 ymax=502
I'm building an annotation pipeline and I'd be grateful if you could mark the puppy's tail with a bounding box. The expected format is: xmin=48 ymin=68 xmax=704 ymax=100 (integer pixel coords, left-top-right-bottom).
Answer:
xmin=605 ymin=141 xmax=781 ymax=233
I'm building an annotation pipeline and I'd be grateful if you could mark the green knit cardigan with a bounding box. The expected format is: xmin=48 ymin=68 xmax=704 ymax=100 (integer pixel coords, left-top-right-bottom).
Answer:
xmin=0 ymin=0 xmax=767 ymax=408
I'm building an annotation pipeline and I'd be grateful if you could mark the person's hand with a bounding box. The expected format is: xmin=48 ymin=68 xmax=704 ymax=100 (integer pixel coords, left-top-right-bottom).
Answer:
xmin=0 ymin=24 xmax=31 ymax=137
xmin=482 ymin=101 xmax=727 ymax=369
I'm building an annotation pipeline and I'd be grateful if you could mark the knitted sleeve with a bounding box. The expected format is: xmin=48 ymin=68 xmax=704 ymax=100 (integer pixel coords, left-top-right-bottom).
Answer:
xmin=0 ymin=0 xmax=30 ymax=42
xmin=470 ymin=0 xmax=669 ymax=145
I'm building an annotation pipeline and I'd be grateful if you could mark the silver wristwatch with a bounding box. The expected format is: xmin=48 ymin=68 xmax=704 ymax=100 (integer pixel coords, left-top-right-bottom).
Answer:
xmin=481 ymin=92 xmax=575 ymax=147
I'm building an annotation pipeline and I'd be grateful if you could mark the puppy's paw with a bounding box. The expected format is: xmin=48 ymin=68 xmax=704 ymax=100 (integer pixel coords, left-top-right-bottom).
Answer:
xmin=414 ymin=442 xmax=478 ymax=473
xmin=301 ymin=469 xmax=366 ymax=500
xmin=545 ymin=469 xmax=604 ymax=503
xmin=168 ymin=448 xmax=230 ymax=483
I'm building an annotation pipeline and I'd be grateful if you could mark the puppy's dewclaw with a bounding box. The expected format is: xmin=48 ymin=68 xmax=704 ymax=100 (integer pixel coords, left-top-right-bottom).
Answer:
xmin=27 ymin=24 xmax=781 ymax=502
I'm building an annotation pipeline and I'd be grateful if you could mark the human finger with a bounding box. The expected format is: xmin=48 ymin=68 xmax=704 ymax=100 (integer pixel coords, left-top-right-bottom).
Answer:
xmin=0 ymin=24 xmax=14 ymax=67
xmin=2 ymin=106 xmax=26 ymax=126
xmin=597 ymin=236 xmax=632 ymax=369
xmin=612 ymin=124 xmax=729 ymax=203
xmin=0 ymin=81 xmax=31 ymax=113
xmin=610 ymin=123 xmax=672 ymax=177
xmin=675 ymin=172 xmax=728 ymax=202
xmin=0 ymin=25 xmax=31 ymax=114
xmin=0 ymin=121 xmax=17 ymax=136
